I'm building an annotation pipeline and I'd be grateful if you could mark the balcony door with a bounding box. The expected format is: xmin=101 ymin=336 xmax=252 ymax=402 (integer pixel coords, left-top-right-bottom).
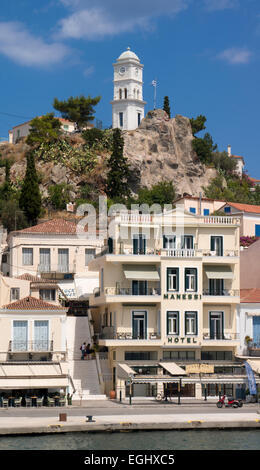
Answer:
xmin=58 ymin=248 xmax=69 ymax=272
xmin=34 ymin=320 xmax=49 ymax=351
xmin=133 ymin=234 xmax=146 ymax=254
xmin=13 ymin=321 xmax=28 ymax=351
xmin=132 ymin=280 xmax=148 ymax=295
xmin=209 ymin=279 xmax=224 ymax=295
xmin=39 ymin=248 xmax=51 ymax=272
xmin=132 ymin=311 xmax=147 ymax=339
xmin=210 ymin=236 xmax=223 ymax=256
xmin=209 ymin=311 xmax=224 ymax=339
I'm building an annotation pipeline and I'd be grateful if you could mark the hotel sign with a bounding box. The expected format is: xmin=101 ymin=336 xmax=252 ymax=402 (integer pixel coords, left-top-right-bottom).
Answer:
xmin=186 ymin=364 xmax=214 ymax=374
xmin=167 ymin=336 xmax=198 ymax=344
xmin=164 ymin=294 xmax=202 ymax=300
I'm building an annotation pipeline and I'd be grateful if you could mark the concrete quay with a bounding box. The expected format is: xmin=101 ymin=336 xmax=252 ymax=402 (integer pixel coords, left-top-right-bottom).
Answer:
xmin=0 ymin=400 xmax=260 ymax=435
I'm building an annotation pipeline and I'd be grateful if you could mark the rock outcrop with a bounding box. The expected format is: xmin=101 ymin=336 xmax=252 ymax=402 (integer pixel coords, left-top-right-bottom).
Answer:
xmin=123 ymin=109 xmax=217 ymax=196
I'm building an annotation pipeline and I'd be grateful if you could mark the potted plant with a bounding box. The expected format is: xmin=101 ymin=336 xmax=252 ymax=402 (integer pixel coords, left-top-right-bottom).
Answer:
xmin=245 ymin=335 xmax=253 ymax=344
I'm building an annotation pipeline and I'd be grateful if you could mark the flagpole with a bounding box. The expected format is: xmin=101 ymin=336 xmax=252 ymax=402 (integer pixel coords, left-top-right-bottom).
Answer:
xmin=152 ymin=79 xmax=157 ymax=110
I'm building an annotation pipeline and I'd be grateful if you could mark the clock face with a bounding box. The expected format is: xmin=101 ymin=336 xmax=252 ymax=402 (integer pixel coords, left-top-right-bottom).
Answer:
xmin=119 ymin=66 xmax=126 ymax=75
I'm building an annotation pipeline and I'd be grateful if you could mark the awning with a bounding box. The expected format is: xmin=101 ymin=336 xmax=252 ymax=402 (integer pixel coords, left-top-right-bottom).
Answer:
xmin=0 ymin=363 xmax=68 ymax=389
xmin=123 ymin=265 xmax=160 ymax=280
xmin=204 ymin=265 xmax=234 ymax=279
xmin=0 ymin=378 xmax=68 ymax=389
xmin=159 ymin=362 xmax=187 ymax=376
xmin=247 ymin=360 xmax=260 ymax=374
xmin=117 ymin=363 xmax=136 ymax=379
xmin=0 ymin=363 xmax=66 ymax=377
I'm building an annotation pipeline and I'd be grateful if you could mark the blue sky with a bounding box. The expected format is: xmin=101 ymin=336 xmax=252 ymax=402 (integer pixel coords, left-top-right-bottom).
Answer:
xmin=0 ymin=0 xmax=259 ymax=178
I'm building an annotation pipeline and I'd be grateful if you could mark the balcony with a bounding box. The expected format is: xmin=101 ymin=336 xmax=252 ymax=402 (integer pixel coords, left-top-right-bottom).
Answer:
xmin=9 ymin=340 xmax=54 ymax=352
xmin=118 ymin=213 xmax=240 ymax=226
xmin=98 ymin=326 xmax=161 ymax=341
xmin=203 ymin=333 xmax=239 ymax=342
xmin=105 ymin=287 xmax=161 ymax=296
xmin=203 ymin=289 xmax=239 ymax=297
xmin=201 ymin=249 xmax=239 ymax=257
xmin=38 ymin=264 xmax=75 ymax=279
xmin=161 ymin=248 xmax=197 ymax=258
xmin=248 ymin=342 xmax=260 ymax=357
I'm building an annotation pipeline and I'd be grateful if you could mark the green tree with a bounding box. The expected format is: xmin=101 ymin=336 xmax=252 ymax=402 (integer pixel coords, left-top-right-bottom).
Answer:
xmin=137 ymin=181 xmax=176 ymax=206
xmin=106 ymin=128 xmax=130 ymax=200
xmin=48 ymin=183 xmax=72 ymax=210
xmin=0 ymin=158 xmax=14 ymax=201
xmin=190 ymin=115 xmax=207 ymax=136
xmin=1 ymin=200 xmax=27 ymax=233
xmin=163 ymin=96 xmax=171 ymax=118
xmin=53 ymin=95 xmax=101 ymax=131
xmin=19 ymin=151 xmax=42 ymax=225
xmin=26 ymin=113 xmax=62 ymax=147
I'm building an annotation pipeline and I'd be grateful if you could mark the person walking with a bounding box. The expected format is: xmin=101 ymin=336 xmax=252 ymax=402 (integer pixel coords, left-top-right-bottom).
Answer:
xmin=80 ymin=342 xmax=86 ymax=360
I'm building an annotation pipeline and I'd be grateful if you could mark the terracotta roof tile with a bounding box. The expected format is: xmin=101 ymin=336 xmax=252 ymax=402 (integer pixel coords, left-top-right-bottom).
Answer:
xmin=2 ymin=296 xmax=66 ymax=310
xmin=16 ymin=218 xmax=78 ymax=235
xmin=16 ymin=273 xmax=57 ymax=284
xmin=225 ymin=202 xmax=260 ymax=214
xmin=240 ymin=289 xmax=260 ymax=303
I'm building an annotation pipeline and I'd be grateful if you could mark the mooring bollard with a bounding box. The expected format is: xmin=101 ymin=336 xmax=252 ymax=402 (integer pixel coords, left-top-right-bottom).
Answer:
xmin=59 ymin=413 xmax=67 ymax=422
xmin=86 ymin=415 xmax=95 ymax=422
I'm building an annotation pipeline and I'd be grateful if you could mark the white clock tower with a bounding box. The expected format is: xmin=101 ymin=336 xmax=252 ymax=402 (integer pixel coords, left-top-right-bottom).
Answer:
xmin=111 ymin=47 xmax=146 ymax=130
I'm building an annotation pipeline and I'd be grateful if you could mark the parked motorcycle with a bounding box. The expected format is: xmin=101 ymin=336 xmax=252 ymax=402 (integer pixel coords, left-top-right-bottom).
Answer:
xmin=216 ymin=395 xmax=243 ymax=408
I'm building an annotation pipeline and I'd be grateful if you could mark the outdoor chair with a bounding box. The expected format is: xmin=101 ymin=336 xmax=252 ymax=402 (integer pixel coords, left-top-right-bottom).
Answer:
xmin=2 ymin=399 xmax=8 ymax=408
xmin=25 ymin=398 xmax=32 ymax=407
xmin=47 ymin=397 xmax=55 ymax=407
xmin=14 ymin=397 xmax=22 ymax=407
xmin=36 ymin=397 xmax=43 ymax=407
xmin=59 ymin=397 xmax=66 ymax=407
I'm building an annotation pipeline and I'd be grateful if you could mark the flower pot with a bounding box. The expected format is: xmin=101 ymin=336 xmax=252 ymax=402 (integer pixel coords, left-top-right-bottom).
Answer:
xmin=109 ymin=390 xmax=116 ymax=399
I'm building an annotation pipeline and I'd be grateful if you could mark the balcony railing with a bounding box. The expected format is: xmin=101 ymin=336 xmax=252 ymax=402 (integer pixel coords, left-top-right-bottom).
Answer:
xmin=203 ymin=333 xmax=239 ymax=341
xmin=203 ymin=289 xmax=240 ymax=297
xmin=118 ymin=213 xmax=240 ymax=226
xmin=201 ymin=249 xmax=239 ymax=257
xmin=9 ymin=340 xmax=54 ymax=352
xmin=105 ymin=287 xmax=161 ymax=296
xmin=161 ymin=249 xmax=196 ymax=257
xmin=38 ymin=264 xmax=75 ymax=274
xmin=248 ymin=342 xmax=260 ymax=356
xmin=99 ymin=328 xmax=160 ymax=340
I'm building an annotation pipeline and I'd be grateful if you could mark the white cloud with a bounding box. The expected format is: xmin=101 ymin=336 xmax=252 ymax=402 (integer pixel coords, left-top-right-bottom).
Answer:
xmin=57 ymin=0 xmax=189 ymax=39
xmin=83 ymin=65 xmax=95 ymax=76
xmin=216 ymin=47 xmax=252 ymax=64
xmin=203 ymin=0 xmax=239 ymax=11
xmin=0 ymin=21 xmax=70 ymax=67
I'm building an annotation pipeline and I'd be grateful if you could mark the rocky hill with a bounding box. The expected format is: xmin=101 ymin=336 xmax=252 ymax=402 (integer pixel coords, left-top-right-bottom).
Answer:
xmin=123 ymin=109 xmax=217 ymax=196
xmin=0 ymin=109 xmax=218 ymax=205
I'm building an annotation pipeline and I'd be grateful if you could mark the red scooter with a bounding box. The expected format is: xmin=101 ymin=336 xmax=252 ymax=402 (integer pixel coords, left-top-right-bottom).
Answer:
xmin=216 ymin=395 xmax=243 ymax=408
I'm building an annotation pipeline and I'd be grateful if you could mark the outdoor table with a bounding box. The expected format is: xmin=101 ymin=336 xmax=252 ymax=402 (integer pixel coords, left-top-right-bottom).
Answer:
xmin=31 ymin=397 xmax=37 ymax=407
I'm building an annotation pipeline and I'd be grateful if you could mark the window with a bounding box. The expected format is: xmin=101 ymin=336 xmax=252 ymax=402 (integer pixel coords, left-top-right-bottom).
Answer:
xmin=209 ymin=279 xmax=224 ymax=295
xmin=39 ymin=248 xmax=50 ymax=272
xmin=185 ymin=311 xmax=198 ymax=335
xmin=58 ymin=248 xmax=69 ymax=272
xmin=132 ymin=280 xmax=147 ymax=295
xmin=167 ymin=311 xmax=179 ymax=335
xmin=163 ymin=235 xmax=176 ymax=249
xmin=185 ymin=268 xmax=197 ymax=292
xmin=224 ymin=206 xmax=231 ymax=213
xmin=34 ymin=320 xmax=49 ymax=351
xmin=10 ymin=288 xmax=20 ymax=301
xmin=63 ymin=125 xmax=69 ymax=130
xmin=133 ymin=234 xmax=146 ymax=254
xmin=181 ymin=235 xmax=194 ymax=249
xmin=138 ymin=113 xmax=141 ymax=126
xmin=125 ymin=351 xmax=158 ymax=360
xmin=119 ymin=112 xmax=123 ymax=127
xmin=189 ymin=207 xmax=196 ymax=214
xmin=119 ymin=89 xmax=122 ymax=99
xmin=39 ymin=289 xmax=56 ymax=301
xmin=209 ymin=311 xmax=224 ymax=339
xmin=124 ymin=88 xmax=127 ymax=99
xmin=203 ymin=209 xmax=210 ymax=216
xmin=101 ymin=268 xmax=104 ymax=292
xmin=167 ymin=267 xmax=179 ymax=291
xmin=163 ymin=350 xmax=195 ymax=360
xmin=13 ymin=320 xmax=28 ymax=351
xmin=22 ymin=247 xmax=33 ymax=265
xmin=85 ymin=248 xmax=95 ymax=266
xmin=210 ymin=236 xmax=223 ymax=256
xmin=201 ymin=351 xmax=232 ymax=361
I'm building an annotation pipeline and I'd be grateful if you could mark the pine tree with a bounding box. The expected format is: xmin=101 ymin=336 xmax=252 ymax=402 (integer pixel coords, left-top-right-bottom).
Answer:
xmin=53 ymin=95 xmax=101 ymax=132
xmin=19 ymin=151 xmax=42 ymax=225
xmin=106 ymin=128 xmax=130 ymax=200
xmin=163 ymin=96 xmax=171 ymax=118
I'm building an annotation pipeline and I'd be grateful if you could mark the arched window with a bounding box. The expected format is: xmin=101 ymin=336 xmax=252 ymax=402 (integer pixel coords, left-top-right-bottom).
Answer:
xmin=119 ymin=89 xmax=122 ymax=99
xmin=124 ymin=88 xmax=127 ymax=99
xmin=137 ymin=90 xmax=140 ymax=99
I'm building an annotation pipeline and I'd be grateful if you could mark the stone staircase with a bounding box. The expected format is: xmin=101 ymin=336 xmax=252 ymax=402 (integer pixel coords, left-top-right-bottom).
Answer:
xmin=66 ymin=316 xmax=107 ymax=401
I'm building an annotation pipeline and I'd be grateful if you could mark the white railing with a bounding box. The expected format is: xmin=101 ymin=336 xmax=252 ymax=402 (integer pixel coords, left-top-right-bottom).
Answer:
xmin=162 ymin=249 xmax=196 ymax=257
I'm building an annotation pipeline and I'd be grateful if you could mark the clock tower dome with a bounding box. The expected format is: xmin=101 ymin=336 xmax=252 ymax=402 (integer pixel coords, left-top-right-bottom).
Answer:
xmin=111 ymin=47 xmax=146 ymax=130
